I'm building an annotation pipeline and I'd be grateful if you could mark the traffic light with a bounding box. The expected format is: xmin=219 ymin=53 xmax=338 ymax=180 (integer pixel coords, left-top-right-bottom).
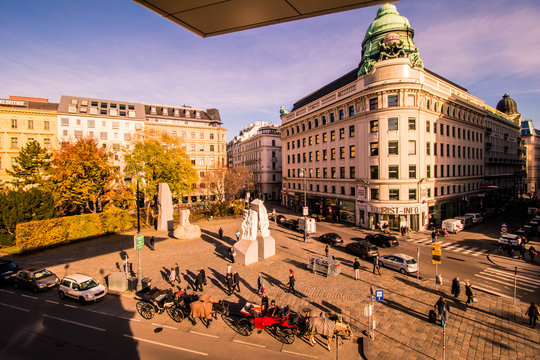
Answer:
xmin=432 ymin=242 xmax=442 ymax=264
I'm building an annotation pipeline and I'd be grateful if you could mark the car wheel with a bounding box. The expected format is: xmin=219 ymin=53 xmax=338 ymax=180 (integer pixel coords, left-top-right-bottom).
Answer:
xmin=382 ymin=243 xmax=388 ymax=248
xmin=79 ymin=296 xmax=86 ymax=305
xmin=33 ymin=285 xmax=39 ymax=293
xmin=13 ymin=281 xmax=19 ymax=289
xmin=59 ymin=290 xmax=66 ymax=299
xmin=399 ymin=268 xmax=407 ymax=275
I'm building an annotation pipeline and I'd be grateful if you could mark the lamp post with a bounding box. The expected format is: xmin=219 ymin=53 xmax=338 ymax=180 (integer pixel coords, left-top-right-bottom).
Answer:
xmin=300 ymin=168 xmax=308 ymax=242
xmin=125 ymin=164 xmax=143 ymax=291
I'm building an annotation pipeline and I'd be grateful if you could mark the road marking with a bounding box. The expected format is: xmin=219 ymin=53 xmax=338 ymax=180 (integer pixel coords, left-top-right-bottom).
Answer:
xmin=123 ymin=334 xmax=208 ymax=356
xmin=475 ymin=248 xmax=488 ymax=253
xmin=474 ymin=274 xmax=534 ymax=291
xmin=282 ymin=350 xmax=318 ymax=358
xmin=0 ymin=302 xmax=30 ymax=312
xmin=87 ymin=309 xmax=110 ymax=316
xmin=64 ymin=304 xmax=77 ymax=309
xmin=190 ymin=330 xmax=219 ymax=338
xmin=45 ymin=300 xmax=59 ymax=305
xmin=118 ymin=315 xmax=140 ymax=322
xmin=461 ymin=248 xmax=476 ymax=254
xmin=42 ymin=314 xmax=106 ymax=331
xmin=485 ymin=268 xmax=539 ymax=285
xmin=152 ymin=322 xmax=177 ymax=330
xmin=443 ymin=245 xmax=460 ymax=251
xmin=0 ymin=289 xmax=14 ymax=294
xmin=472 ymin=284 xmax=514 ymax=300
xmin=22 ymin=294 xmax=38 ymax=300
xmin=233 ymin=339 xmax=266 ymax=348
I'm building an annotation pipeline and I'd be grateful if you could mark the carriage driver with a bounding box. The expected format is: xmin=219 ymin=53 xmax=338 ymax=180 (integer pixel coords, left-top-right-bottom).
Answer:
xmin=267 ymin=300 xmax=280 ymax=317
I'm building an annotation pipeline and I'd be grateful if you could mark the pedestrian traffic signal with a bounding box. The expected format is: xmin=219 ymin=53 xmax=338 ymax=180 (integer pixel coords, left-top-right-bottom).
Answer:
xmin=432 ymin=242 xmax=442 ymax=264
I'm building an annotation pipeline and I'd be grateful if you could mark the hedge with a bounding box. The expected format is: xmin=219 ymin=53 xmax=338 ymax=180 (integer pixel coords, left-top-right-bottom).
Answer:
xmin=15 ymin=210 xmax=135 ymax=252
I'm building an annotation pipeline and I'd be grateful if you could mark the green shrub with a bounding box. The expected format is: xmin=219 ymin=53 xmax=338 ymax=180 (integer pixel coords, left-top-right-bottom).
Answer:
xmin=15 ymin=209 xmax=134 ymax=252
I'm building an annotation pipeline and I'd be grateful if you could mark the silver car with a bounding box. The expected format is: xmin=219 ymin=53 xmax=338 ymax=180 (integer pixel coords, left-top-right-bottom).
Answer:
xmin=379 ymin=253 xmax=418 ymax=274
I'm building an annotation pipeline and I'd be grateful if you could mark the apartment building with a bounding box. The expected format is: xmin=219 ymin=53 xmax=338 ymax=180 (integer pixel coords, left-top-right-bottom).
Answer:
xmin=521 ymin=119 xmax=540 ymax=198
xmin=0 ymin=96 xmax=58 ymax=185
xmin=228 ymin=122 xmax=282 ymax=201
xmin=143 ymin=103 xmax=227 ymax=203
xmin=280 ymin=4 xmax=521 ymax=230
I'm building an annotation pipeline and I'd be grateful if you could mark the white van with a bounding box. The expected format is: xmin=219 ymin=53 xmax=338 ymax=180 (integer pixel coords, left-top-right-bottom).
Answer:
xmin=499 ymin=234 xmax=522 ymax=247
xmin=442 ymin=219 xmax=463 ymax=234
xmin=465 ymin=213 xmax=484 ymax=224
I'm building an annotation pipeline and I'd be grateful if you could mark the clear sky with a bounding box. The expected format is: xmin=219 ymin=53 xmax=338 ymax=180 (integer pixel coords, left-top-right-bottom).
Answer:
xmin=1 ymin=0 xmax=539 ymax=141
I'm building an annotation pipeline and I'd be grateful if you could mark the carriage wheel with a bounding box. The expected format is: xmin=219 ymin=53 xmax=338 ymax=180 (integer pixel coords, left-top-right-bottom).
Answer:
xmin=280 ymin=326 xmax=297 ymax=344
xmin=166 ymin=306 xmax=185 ymax=323
xmin=236 ymin=318 xmax=254 ymax=336
xmin=136 ymin=302 xmax=156 ymax=320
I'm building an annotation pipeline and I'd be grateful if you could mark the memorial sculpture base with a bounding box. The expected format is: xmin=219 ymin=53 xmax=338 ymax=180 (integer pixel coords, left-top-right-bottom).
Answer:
xmin=258 ymin=236 xmax=275 ymax=259
xmin=234 ymin=239 xmax=258 ymax=266
xmin=173 ymin=224 xmax=201 ymax=240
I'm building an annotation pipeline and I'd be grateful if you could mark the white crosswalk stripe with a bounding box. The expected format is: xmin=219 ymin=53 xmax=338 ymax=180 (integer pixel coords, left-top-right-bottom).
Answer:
xmin=406 ymin=237 xmax=488 ymax=257
xmin=473 ymin=266 xmax=540 ymax=297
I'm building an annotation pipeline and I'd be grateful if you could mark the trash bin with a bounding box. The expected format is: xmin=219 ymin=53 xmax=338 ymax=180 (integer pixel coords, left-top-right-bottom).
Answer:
xmin=142 ymin=278 xmax=152 ymax=289
xmin=127 ymin=277 xmax=138 ymax=291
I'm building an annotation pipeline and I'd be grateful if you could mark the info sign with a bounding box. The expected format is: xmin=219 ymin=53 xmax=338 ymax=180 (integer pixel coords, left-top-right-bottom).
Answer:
xmin=134 ymin=234 xmax=144 ymax=250
xmin=375 ymin=290 xmax=384 ymax=301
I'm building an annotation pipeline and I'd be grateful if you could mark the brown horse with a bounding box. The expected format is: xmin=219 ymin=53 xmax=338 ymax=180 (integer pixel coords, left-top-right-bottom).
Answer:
xmin=305 ymin=312 xmax=353 ymax=351
xmin=188 ymin=295 xmax=228 ymax=327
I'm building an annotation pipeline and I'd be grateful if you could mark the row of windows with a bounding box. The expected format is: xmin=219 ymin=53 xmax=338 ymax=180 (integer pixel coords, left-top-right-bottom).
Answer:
xmin=286 ymin=126 xmax=355 ymax=150
xmin=69 ymin=98 xmax=135 ymax=111
xmin=288 ymin=166 xmax=356 ymax=179
xmin=181 ymin=144 xmax=222 ymax=152
xmin=189 ymin=157 xmax=225 ymax=167
xmin=285 ymin=111 xmax=356 ymax=137
xmin=6 ymin=137 xmax=51 ymax=149
xmin=11 ymin=119 xmax=50 ymax=130
xmin=369 ymin=164 xmax=483 ymax=180
xmin=287 ymin=146 xmax=356 ymax=163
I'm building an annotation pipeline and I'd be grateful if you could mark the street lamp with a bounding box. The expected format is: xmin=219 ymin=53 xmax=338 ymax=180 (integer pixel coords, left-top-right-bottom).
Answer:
xmin=125 ymin=164 xmax=143 ymax=291
xmin=300 ymin=168 xmax=308 ymax=242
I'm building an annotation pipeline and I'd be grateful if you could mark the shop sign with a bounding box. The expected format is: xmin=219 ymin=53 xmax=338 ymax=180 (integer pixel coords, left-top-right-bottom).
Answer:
xmin=0 ymin=99 xmax=26 ymax=106
xmin=369 ymin=205 xmax=421 ymax=215
xmin=356 ymin=186 xmax=366 ymax=200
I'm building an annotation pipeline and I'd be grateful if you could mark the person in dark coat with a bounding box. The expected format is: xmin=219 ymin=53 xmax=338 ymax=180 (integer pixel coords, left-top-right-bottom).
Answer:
xmin=287 ymin=269 xmax=296 ymax=295
xmin=465 ymin=281 xmax=475 ymax=305
xmin=218 ymin=227 xmax=224 ymax=240
xmin=325 ymin=244 xmax=329 ymax=258
xmin=353 ymin=258 xmax=361 ymax=280
xmin=149 ymin=236 xmax=155 ymax=250
xmin=226 ymin=273 xmax=234 ymax=295
xmin=233 ymin=272 xmax=241 ymax=292
xmin=525 ymin=302 xmax=539 ymax=328
xmin=529 ymin=246 xmax=537 ymax=263
xmin=194 ymin=268 xmax=205 ymax=291
xmin=174 ymin=263 xmax=181 ymax=284
xmin=257 ymin=273 xmax=263 ymax=294
xmin=434 ymin=296 xmax=450 ymax=327
xmin=431 ymin=231 xmax=437 ymax=243
xmin=451 ymin=277 xmax=460 ymax=298
xmin=373 ymin=255 xmax=381 ymax=275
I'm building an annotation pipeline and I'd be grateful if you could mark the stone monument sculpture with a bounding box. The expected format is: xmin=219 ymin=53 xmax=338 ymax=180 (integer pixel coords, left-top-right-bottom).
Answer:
xmin=157 ymin=183 xmax=174 ymax=232
xmin=234 ymin=199 xmax=275 ymax=266
xmin=173 ymin=209 xmax=201 ymax=240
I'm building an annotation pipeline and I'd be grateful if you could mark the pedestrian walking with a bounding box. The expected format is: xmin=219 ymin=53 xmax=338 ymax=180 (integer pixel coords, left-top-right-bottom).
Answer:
xmin=229 ymin=247 xmax=236 ymax=263
xmin=519 ymin=244 xmax=526 ymax=260
xmin=168 ymin=267 xmax=176 ymax=285
xmin=434 ymin=296 xmax=450 ymax=327
xmin=353 ymin=258 xmax=360 ymax=280
xmin=287 ymin=269 xmax=296 ymax=295
xmin=218 ymin=227 xmax=224 ymax=240
xmin=465 ymin=281 xmax=475 ymax=305
xmin=451 ymin=277 xmax=461 ymax=299
xmin=235 ymin=230 xmax=240 ymax=241
xmin=257 ymin=273 xmax=264 ymax=294
xmin=227 ymin=263 xmax=232 ymax=275
xmin=373 ymin=255 xmax=381 ymax=275
xmin=401 ymin=226 xmax=406 ymax=236
xmin=149 ymin=236 xmax=155 ymax=250
xmin=529 ymin=246 xmax=537 ymax=263
xmin=431 ymin=231 xmax=437 ymax=243
xmin=194 ymin=268 xmax=205 ymax=291
xmin=525 ymin=302 xmax=539 ymax=328
xmin=233 ymin=271 xmax=241 ymax=292
xmin=325 ymin=244 xmax=329 ymax=258
xmin=226 ymin=273 xmax=234 ymax=295
xmin=174 ymin=263 xmax=181 ymax=284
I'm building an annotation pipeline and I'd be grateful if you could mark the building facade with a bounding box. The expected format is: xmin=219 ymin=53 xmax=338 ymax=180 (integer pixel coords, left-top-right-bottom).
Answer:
xmin=521 ymin=119 xmax=540 ymax=198
xmin=0 ymin=96 xmax=58 ymax=186
xmin=228 ymin=122 xmax=282 ymax=201
xmin=280 ymin=4 xmax=521 ymax=231
xmin=143 ymin=103 xmax=227 ymax=203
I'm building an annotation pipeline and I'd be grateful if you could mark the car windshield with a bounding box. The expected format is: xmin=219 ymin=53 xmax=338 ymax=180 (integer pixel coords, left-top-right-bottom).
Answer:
xmin=33 ymin=269 xmax=53 ymax=279
xmin=1 ymin=263 xmax=17 ymax=271
xmin=406 ymin=258 xmax=417 ymax=265
xmin=369 ymin=246 xmax=378 ymax=251
xmin=79 ymin=278 xmax=98 ymax=291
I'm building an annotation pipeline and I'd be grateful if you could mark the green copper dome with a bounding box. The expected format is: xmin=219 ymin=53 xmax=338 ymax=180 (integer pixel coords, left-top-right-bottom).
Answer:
xmin=358 ymin=3 xmax=423 ymax=76
xmin=496 ymin=94 xmax=518 ymax=115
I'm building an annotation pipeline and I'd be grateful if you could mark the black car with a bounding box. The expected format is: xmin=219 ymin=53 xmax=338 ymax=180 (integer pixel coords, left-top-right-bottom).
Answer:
xmin=0 ymin=260 xmax=18 ymax=286
xmin=365 ymin=234 xmax=399 ymax=248
xmin=13 ymin=268 xmax=59 ymax=293
xmin=283 ymin=219 xmax=299 ymax=230
xmin=346 ymin=241 xmax=379 ymax=259
xmin=318 ymin=233 xmax=343 ymax=246
xmin=275 ymin=214 xmax=287 ymax=224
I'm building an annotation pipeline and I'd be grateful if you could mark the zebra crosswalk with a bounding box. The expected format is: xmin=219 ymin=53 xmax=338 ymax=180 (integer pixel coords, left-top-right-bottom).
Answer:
xmin=405 ymin=237 xmax=489 ymax=257
xmin=472 ymin=266 xmax=540 ymax=298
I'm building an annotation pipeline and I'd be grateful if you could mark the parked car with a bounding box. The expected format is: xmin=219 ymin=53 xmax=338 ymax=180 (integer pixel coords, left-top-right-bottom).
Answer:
xmin=346 ymin=241 xmax=379 ymax=259
xmin=58 ymin=274 xmax=107 ymax=304
xmin=365 ymin=234 xmax=399 ymax=248
xmin=378 ymin=253 xmax=418 ymax=274
xmin=0 ymin=260 xmax=18 ymax=286
xmin=318 ymin=232 xmax=344 ymax=246
xmin=275 ymin=214 xmax=287 ymax=224
xmin=455 ymin=215 xmax=474 ymax=228
xmin=464 ymin=213 xmax=484 ymax=224
xmin=13 ymin=268 xmax=59 ymax=293
xmin=514 ymin=230 xmax=529 ymax=244
xmin=283 ymin=219 xmax=299 ymax=230
xmin=441 ymin=219 xmax=463 ymax=234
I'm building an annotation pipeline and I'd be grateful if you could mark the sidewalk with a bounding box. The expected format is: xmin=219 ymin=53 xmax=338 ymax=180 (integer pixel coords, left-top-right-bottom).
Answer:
xmin=4 ymin=216 xmax=539 ymax=359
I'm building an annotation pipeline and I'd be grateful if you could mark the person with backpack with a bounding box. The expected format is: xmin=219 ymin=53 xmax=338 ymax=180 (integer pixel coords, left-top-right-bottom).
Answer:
xmin=451 ymin=277 xmax=461 ymax=299
xmin=434 ymin=297 xmax=450 ymax=327
xmin=465 ymin=281 xmax=475 ymax=305
xmin=525 ymin=302 xmax=539 ymax=328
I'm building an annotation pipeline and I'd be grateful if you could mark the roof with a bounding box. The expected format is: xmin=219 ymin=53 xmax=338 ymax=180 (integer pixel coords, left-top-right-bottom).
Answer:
xmin=133 ymin=0 xmax=390 ymax=38
xmin=63 ymin=273 xmax=94 ymax=283
xmin=0 ymin=98 xmax=58 ymax=111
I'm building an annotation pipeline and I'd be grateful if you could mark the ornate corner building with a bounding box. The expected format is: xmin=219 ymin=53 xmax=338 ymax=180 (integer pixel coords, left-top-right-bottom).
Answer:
xmin=280 ymin=4 xmax=522 ymax=231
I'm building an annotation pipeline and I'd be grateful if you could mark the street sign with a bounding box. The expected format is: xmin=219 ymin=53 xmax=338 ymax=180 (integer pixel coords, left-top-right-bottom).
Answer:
xmin=501 ymin=226 xmax=508 ymax=233
xmin=375 ymin=290 xmax=384 ymax=301
xmin=134 ymin=234 xmax=144 ymax=250
xmin=432 ymin=242 xmax=442 ymax=264
xmin=303 ymin=206 xmax=308 ymax=216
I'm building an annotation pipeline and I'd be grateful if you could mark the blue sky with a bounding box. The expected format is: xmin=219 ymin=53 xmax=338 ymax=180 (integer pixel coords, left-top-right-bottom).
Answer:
xmin=1 ymin=0 xmax=539 ymax=141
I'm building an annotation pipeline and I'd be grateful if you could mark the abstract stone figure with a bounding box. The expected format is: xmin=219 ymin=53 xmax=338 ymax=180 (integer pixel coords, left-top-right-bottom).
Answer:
xmin=173 ymin=209 xmax=201 ymax=240
xmin=157 ymin=183 xmax=174 ymax=232
xmin=234 ymin=199 xmax=275 ymax=265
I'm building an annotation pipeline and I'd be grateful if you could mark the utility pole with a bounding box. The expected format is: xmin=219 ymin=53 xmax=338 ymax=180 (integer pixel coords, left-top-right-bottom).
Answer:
xmin=513 ymin=266 xmax=517 ymax=305
xmin=301 ymin=168 xmax=308 ymax=243
xmin=125 ymin=164 xmax=143 ymax=291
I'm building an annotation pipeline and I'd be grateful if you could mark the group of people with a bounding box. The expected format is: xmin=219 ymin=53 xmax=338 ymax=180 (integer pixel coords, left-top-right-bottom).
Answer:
xmin=225 ymin=269 xmax=241 ymax=295
xmin=167 ymin=265 xmax=207 ymax=292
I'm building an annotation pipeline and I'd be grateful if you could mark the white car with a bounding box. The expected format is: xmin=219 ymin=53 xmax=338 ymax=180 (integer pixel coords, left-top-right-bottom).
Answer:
xmin=378 ymin=253 xmax=418 ymax=274
xmin=58 ymin=274 xmax=107 ymax=304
